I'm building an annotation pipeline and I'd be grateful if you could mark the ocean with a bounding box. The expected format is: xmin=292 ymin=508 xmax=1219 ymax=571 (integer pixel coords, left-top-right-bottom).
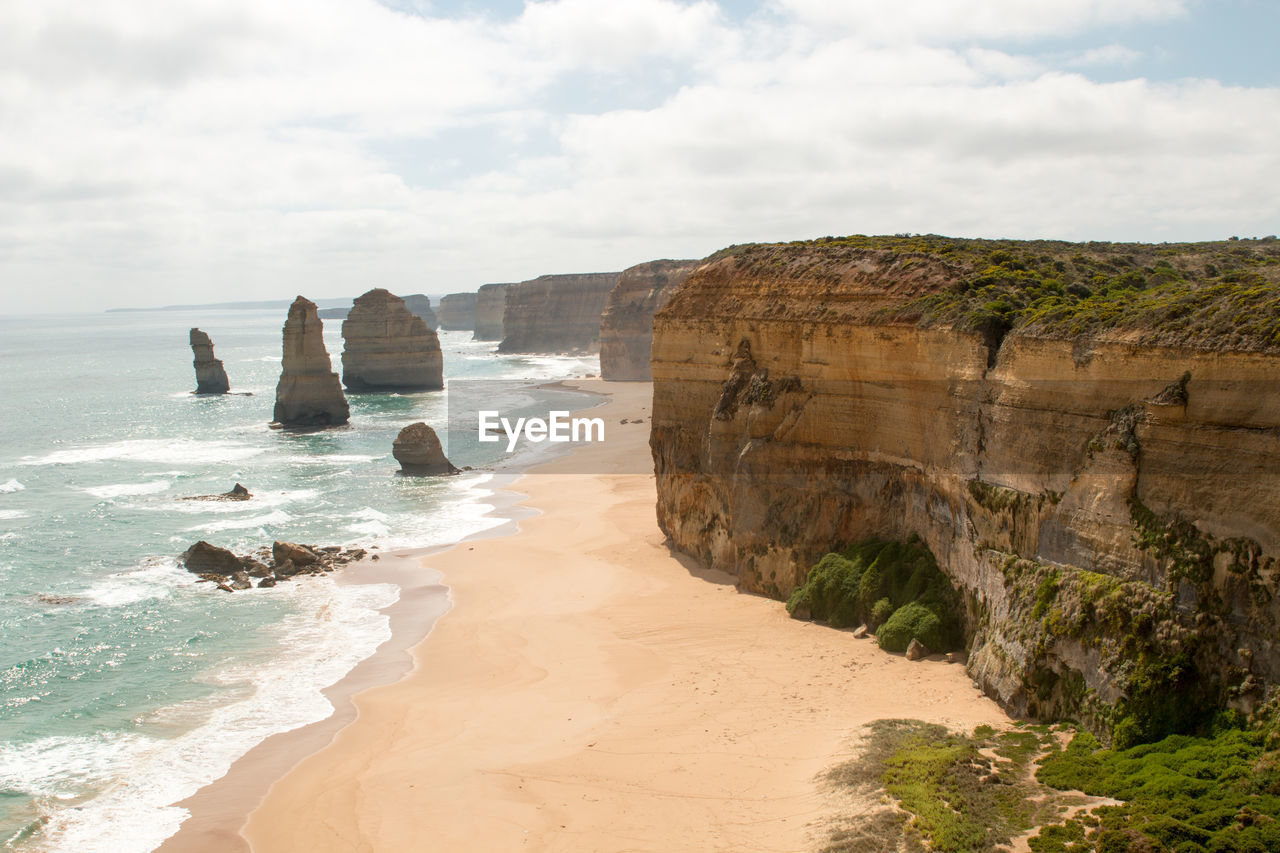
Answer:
xmin=0 ymin=309 xmax=599 ymax=851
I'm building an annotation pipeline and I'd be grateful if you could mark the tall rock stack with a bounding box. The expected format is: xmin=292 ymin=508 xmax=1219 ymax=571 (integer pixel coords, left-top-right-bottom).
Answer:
xmin=496 ymin=271 xmax=621 ymax=353
xmin=340 ymin=288 xmax=444 ymax=392
xmin=437 ymin=293 xmax=477 ymax=331
xmin=189 ymin=328 xmax=230 ymax=394
xmin=473 ymin=283 xmax=511 ymax=340
xmin=272 ymin=296 xmax=350 ymax=427
xmin=401 ymin=294 xmax=439 ymax=330
xmin=599 ymin=259 xmax=700 ymax=380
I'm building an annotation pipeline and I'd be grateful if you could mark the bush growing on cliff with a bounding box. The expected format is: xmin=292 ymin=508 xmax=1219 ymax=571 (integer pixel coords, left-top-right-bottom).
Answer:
xmin=787 ymin=537 xmax=962 ymax=651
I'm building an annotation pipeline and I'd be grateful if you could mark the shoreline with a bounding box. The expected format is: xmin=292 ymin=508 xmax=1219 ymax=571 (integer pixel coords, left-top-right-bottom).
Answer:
xmin=240 ymin=382 xmax=1012 ymax=851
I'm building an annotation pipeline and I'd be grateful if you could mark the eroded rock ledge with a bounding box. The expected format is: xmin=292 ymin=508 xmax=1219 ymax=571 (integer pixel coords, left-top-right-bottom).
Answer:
xmin=599 ymin=259 xmax=701 ymax=380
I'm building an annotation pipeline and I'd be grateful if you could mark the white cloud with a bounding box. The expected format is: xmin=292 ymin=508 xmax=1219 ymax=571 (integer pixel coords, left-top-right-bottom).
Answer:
xmin=1066 ymin=43 xmax=1143 ymax=68
xmin=0 ymin=0 xmax=1275 ymax=314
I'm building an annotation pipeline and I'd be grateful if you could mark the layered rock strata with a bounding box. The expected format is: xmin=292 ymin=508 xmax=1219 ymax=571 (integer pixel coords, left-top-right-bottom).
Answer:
xmin=189 ymin=328 xmax=230 ymax=394
xmin=599 ymin=259 xmax=700 ymax=380
xmin=497 ymin=271 xmax=621 ymax=353
xmin=340 ymin=289 xmax=443 ymax=392
xmin=650 ymin=236 xmax=1280 ymax=735
xmin=392 ymin=422 xmax=459 ymax=475
xmin=437 ymin=292 xmax=477 ymax=331
xmin=272 ymin=296 xmax=350 ymax=427
xmin=473 ymin=283 xmax=511 ymax=340
xmin=402 ymin=294 xmax=439 ymax=330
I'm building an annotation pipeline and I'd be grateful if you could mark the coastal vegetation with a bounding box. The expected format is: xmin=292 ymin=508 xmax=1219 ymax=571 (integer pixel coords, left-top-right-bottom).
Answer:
xmin=786 ymin=537 xmax=961 ymax=653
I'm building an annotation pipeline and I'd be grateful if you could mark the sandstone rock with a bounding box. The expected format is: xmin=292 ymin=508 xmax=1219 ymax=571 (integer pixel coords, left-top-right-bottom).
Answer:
xmin=852 ymin=625 xmax=869 ymax=639
xmin=599 ymin=259 xmax=700 ymax=380
xmin=789 ymin=603 xmax=811 ymax=621
xmin=340 ymin=289 xmax=443 ymax=392
xmin=906 ymin=639 xmax=929 ymax=661
xmin=182 ymin=541 xmax=243 ymax=575
xmin=473 ymin=282 xmax=512 ymax=340
xmin=258 ymin=577 xmax=277 ymax=588
xmin=437 ymin=292 xmax=477 ymax=331
xmin=189 ymin=328 xmax=230 ymax=394
xmin=946 ymin=651 xmax=967 ymax=665
xmin=392 ymin=422 xmax=459 ymax=476
xmin=497 ymin=272 xmax=621 ymax=354
xmin=272 ymin=296 xmax=350 ymax=427
xmin=401 ymin=294 xmax=439 ymax=330
xmin=180 ymin=483 xmax=252 ymax=502
xmin=229 ymin=571 xmax=253 ymax=590
xmin=273 ymin=541 xmax=319 ymax=567
xmin=242 ymin=559 xmax=272 ymax=578
xmin=274 ymin=558 xmax=299 ymax=578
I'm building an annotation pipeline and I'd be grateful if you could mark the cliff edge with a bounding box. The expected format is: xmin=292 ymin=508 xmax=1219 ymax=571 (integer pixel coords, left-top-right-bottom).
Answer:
xmin=497 ymin=272 xmax=621 ymax=353
xmin=599 ymin=259 xmax=701 ymax=380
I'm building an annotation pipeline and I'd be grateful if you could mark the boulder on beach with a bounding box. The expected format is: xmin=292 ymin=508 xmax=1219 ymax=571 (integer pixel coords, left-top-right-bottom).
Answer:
xmin=392 ymin=422 xmax=459 ymax=476
xmin=272 ymin=296 xmax=350 ymax=427
xmin=190 ymin=328 xmax=230 ymax=394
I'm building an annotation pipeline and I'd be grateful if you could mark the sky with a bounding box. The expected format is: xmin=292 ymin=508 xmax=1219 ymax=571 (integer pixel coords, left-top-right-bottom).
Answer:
xmin=1 ymin=0 xmax=1278 ymax=313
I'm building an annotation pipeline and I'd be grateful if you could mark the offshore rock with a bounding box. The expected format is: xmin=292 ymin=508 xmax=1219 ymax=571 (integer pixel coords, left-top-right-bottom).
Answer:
xmin=189 ymin=328 xmax=230 ymax=394
xmin=182 ymin=541 xmax=243 ymax=575
xmin=401 ymin=294 xmax=439 ymax=330
xmin=340 ymin=289 xmax=444 ymax=392
xmin=272 ymin=296 xmax=350 ymax=427
xmin=497 ymin=272 xmax=622 ymax=353
xmin=599 ymin=259 xmax=701 ymax=380
xmin=473 ymin=282 xmax=512 ymax=340
xmin=438 ymin=292 xmax=478 ymax=331
xmin=392 ymin=422 xmax=459 ymax=476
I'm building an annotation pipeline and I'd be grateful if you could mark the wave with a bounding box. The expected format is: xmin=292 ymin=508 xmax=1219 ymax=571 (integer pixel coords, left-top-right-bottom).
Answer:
xmin=0 ymin=509 xmax=28 ymax=521
xmin=21 ymin=440 xmax=266 ymax=468
xmin=81 ymin=559 xmax=190 ymax=608
xmin=190 ymin=510 xmax=292 ymax=534
xmin=0 ymin=479 xmax=24 ymax=493
xmin=81 ymin=481 xmax=171 ymax=500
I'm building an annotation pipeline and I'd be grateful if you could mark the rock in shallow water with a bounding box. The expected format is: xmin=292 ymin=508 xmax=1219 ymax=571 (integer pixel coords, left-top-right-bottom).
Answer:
xmin=189 ymin=328 xmax=230 ymax=394
xmin=272 ymin=296 xmax=350 ymax=427
xmin=392 ymin=422 xmax=459 ymax=476
xmin=182 ymin=540 xmax=244 ymax=575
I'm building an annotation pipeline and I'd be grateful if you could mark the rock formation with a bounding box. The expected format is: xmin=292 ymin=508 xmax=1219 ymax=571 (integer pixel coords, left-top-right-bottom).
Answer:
xmin=599 ymin=259 xmax=700 ymax=380
xmin=180 ymin=483 xmax=251 ymax=502
xmin=392 ymin=422 xmax=459 ymax=475
xmin=473 ymin=282 xmax=512 ymax=340
xmin=496 ymin=272 xmax=621 ymax=353
xmin=649 ymin=235 xmax=1280 ymax=737
xmin=272 ymin=296 xmax=350 ymax=427
xmin=401 ymin=294 xmax=439 ymax=330
xmin=340 ymin=289 xmax=444 ymax=392
xmin=437 ymin=292 xmax=478 ymax=331
xmin=181 ymin=539 xmax=366 ymax=590
xmin=189 ymin=328 xmax=230 ymax=394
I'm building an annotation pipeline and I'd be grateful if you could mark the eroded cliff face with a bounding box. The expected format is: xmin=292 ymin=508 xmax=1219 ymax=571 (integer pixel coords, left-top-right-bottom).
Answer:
xmin=497 ymin=272 xmax=621 ymax=354
xmin=599 ymin=259 xmax=701 ymax=381
xmin=473 ymin=283 xmax=511 ymax=341
xmin=340 ymin=288 xmax=443 ymax=392
xmin=437 ymin=293 xmax=477 ymax=331
xmin=650 ymin=239 xmax=1280 ymax=733
xmin=189 ymin=328 xmax=230 ymax=394
xmin=273 ymin=296 xmax=349 ymax=427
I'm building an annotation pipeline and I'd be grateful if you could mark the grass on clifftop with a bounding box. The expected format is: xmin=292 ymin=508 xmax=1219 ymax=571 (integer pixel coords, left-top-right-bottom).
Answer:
xmin=721 ymin=234 xmax=1280 ymax=352
xmin=786 ymin=537 xmax=961 ymax=653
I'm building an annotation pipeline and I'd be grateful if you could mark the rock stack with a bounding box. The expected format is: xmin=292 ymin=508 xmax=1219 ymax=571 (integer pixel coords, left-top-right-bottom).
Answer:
xmin=437 ymin=292 xmax=477 ymax=331
xmin=189 ymin=328 xmax=230 ymax=394
xmin=473 ymin=282 xmax=511 ymax=340
xmin=599 ymin=259 xmax=701 ymax=380
xmin=401 ymin=294 xmax=440 ymax=330
xmin=340 ymin=289 xmax=444 ymax=392
xmin=392 ymin=422 xmax=459 ymax=475
xmin=272 ymin=296 xmax=350 ymax=427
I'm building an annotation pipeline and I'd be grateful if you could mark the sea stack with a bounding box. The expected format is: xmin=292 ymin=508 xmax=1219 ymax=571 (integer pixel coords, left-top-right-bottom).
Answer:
xmin=473 ymin=282 xmax=511 ymax=340
xmin=189 ymin=328 xmax=230 ymax=394
xmin=272 ymin=296 xmax=350 ymax=427
xmin=496 ymin=272 xmax=622 ymax=353
xmin=599 ymin=259 xmax=700 ymax=380
xmin=392 ymin=422 xmax=459 ymax=475
xmin=437 ymin=292 xmax=477 ymax=331
xmin=401 ymin=294 xmax=440 ymax=330
xmin=340 ymin=289 xmax=444 ymax=392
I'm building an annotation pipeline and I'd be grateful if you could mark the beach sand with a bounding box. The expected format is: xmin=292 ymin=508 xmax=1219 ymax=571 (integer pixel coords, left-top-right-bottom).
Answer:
xmin=237 ymin=381 xmax=1010 ymax=851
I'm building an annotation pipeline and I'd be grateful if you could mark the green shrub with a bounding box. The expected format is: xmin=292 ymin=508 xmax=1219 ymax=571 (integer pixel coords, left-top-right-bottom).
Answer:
xmin=878 ymin=602 xmax=951 ymax=652
xmin=871 ymin=597 xmax=895 ymax=627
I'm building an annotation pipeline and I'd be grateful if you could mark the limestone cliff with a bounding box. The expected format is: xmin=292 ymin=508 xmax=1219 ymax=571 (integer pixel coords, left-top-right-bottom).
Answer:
xmin=473 ymin=283 xmax=511 ymax=341
xmin=600 ymin=259 xmax=701 ymax=380
xmin=340 ymin=289 xmax=443 ymax=392
xmin=650 ymin=235 xmax=1280 ymax=736
xmin=272 ymin=296 xmax=350 ymax=427
xmin=497 ymin=272 xmax=621 ymax=354
xmin=437 ymin=293 xmax=477 ymax=331
xmin=189 ymin=328 xmax=230 ymax=394
xmin=401 ymin=294 xmax=439 ymax=331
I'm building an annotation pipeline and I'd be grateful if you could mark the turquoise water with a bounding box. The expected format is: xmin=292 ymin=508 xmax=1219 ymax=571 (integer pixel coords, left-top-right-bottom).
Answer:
xmin=0 ymin=310 xmax=597 ymax=851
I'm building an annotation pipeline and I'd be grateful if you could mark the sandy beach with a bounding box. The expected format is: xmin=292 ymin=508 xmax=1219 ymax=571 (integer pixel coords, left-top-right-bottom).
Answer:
xmin=235 ymin=381 xmax=1008 ymax=851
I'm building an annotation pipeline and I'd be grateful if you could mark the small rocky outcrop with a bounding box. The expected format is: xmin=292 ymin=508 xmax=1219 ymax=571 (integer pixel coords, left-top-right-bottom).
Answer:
xmin=392 ymin=422 xmax=459 ymax=475
xmin=599 ymin=260 xmax=700 ymax=380
xmin=340 ymin=289 xmax=444 ymax=392
xmin=272 ymin=296 xmax=350 ymax=427
xmin=180 ymin=483 xmax=251 ymax=502
xmin=473 ymin=282 xmax=512 ymax=340
xmin=181 ymin=539 xmax=368 ymax=590
xmin=437 ymin=292 xmax=477 ymax=331
xmin=190 ymin=328 xmax=230 ymax=394
xmin=497 ymin=272 xmax=621 ymax=353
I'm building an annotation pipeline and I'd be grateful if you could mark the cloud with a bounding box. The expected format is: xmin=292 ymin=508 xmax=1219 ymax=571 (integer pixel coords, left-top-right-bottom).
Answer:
xmin=1066 ymin=43 xmax=1143 ymax=68
xmin=0 ymin=0 xmax=1275 ymax=314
